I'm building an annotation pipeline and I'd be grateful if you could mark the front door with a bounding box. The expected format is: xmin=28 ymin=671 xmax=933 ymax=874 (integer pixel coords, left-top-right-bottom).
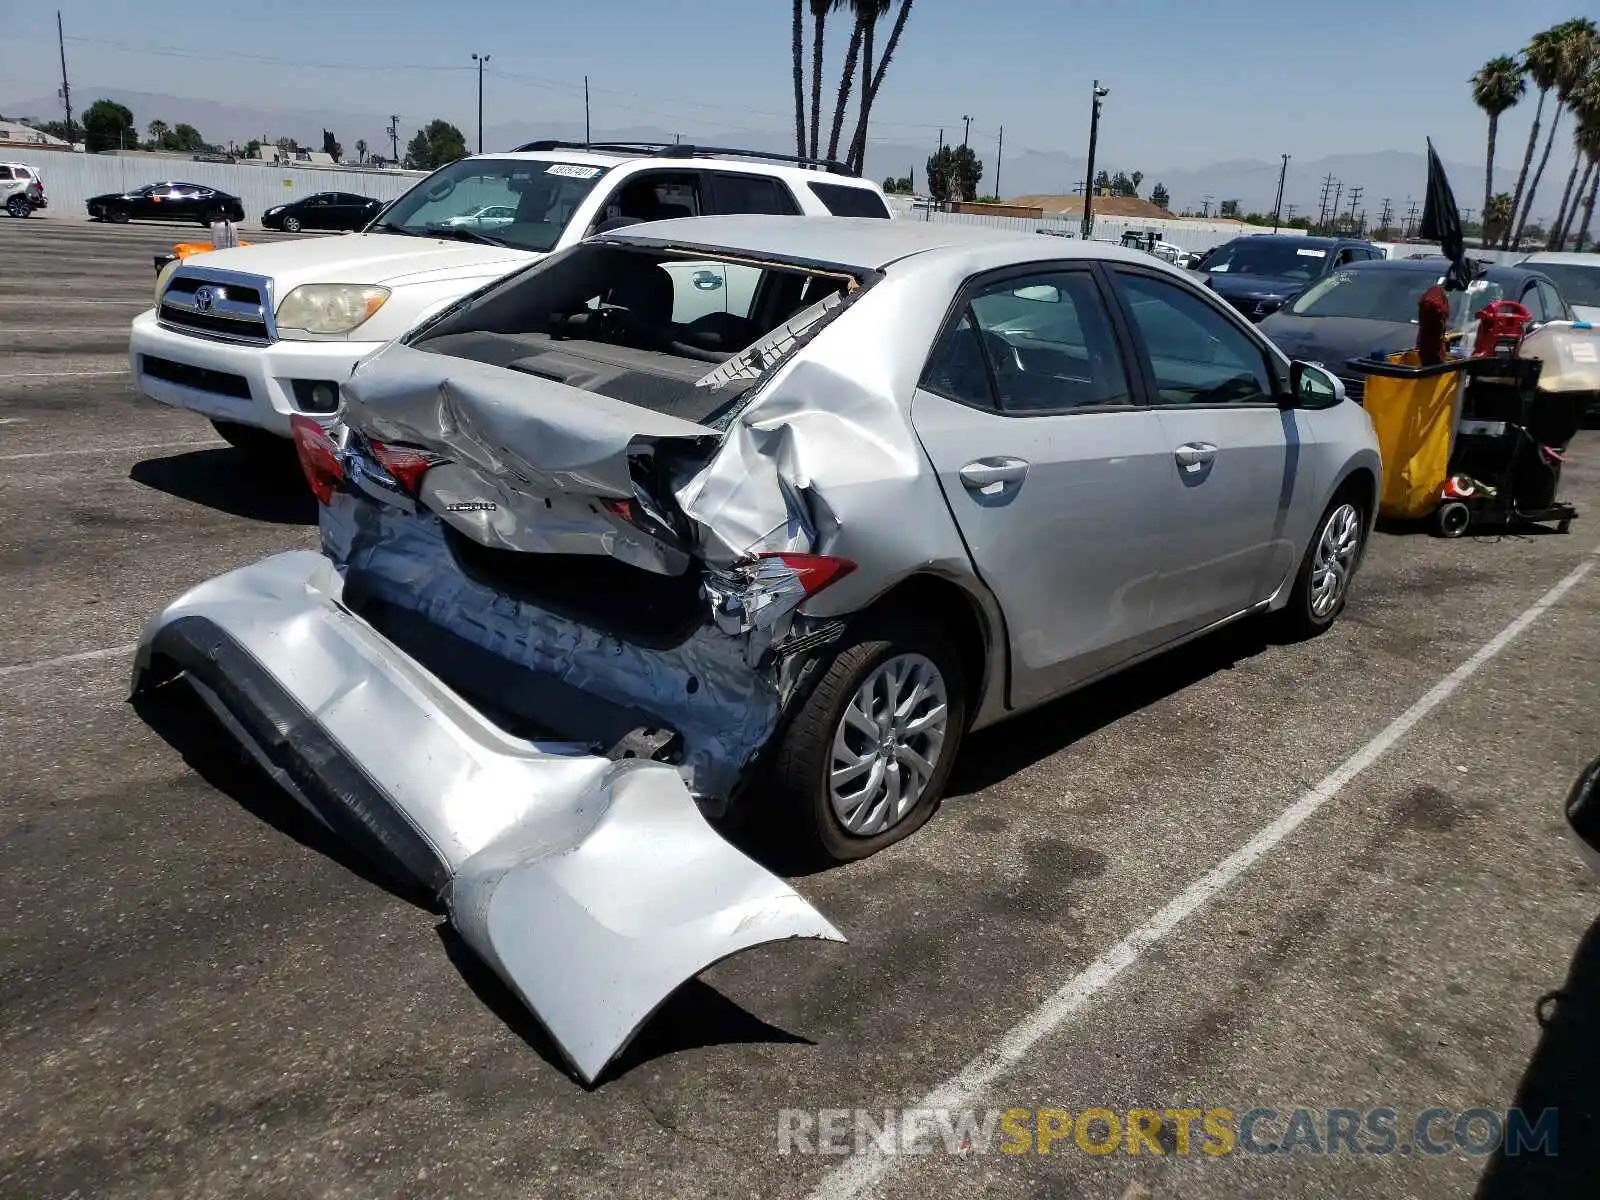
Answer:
xmin=911 ymin=265 xmax=1173 ymax=708
xmin=1107 ymin=268 xmax=1312 ymax=637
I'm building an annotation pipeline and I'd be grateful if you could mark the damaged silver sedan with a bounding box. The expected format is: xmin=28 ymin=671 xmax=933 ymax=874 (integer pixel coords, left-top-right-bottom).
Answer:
xmin=133 ymin=215 xmax=1381 ymax=1082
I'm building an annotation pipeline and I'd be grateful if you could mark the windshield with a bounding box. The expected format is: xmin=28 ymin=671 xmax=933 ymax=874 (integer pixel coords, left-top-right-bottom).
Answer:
xmin=375 ymin=158 xmax=609 ymax=251
xmin=1290 ymin=268 xmax=1506 ymax=324
xmin=1200 ymin=240 xmax=1331 ymax=280
xmin=1528 ymin=262 xmax=1600 ymax=307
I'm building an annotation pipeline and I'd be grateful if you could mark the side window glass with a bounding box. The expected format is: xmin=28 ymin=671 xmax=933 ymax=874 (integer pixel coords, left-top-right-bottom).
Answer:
xmin=922 ymin=310 xmax=996 ymax=409
xmin=602 ymin=173 xmax=704 ymax=225
xmin=1522 ymin=285 xmax=1546 ymax=323
xmin=0 ymin=167 xmax=12 ymax=181
xmin=709 ymin=173 xmax=799 ymax=215
xmin=966 ymin=271 xmax=1132 ymax=412
xmin=1115 ymin=272 xmax=1275 ymax=406
xmin=1540 ymin=282 xmax=1566 ymax=320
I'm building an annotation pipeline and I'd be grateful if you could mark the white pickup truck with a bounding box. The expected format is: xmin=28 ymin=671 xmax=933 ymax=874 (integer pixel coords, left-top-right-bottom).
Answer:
xmin=130 ymin=143 xmax=892 ymax=452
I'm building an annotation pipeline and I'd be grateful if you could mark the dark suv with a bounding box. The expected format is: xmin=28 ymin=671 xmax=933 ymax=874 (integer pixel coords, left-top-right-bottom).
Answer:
xmin=1192 ymin=235 xmax=1382 ymax=321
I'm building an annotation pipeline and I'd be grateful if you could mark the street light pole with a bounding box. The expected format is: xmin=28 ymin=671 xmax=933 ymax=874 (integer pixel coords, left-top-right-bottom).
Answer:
xmin=1081 ymin=80 xmax=1108 ymax=240
xmin=1271 ymin=152 xmax=1290 ymax=234
xmin=471 ymin=52 xmax=491 ymax=154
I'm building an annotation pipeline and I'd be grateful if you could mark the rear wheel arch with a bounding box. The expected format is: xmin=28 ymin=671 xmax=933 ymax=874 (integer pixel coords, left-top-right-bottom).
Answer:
xmin=852 ymin=572 xmax=998 ymax=727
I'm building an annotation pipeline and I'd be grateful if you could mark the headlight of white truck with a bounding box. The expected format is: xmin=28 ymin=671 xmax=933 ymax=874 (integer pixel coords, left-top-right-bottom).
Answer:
xmin=154 ymin=258 xmax=181 ymax=306
xmin=276 ymin=284 xmax=391 ymax=336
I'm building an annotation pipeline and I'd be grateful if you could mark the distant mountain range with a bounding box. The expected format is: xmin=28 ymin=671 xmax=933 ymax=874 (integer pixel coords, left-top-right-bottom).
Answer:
xmin=3 ymin=88 xmax=1565 ymax=222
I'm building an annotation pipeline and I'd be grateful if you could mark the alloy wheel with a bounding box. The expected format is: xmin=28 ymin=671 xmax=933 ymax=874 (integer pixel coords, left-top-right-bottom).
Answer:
xmin=828 ymin=652 xmax=949 ymax=836
xmin=1310 ymin=502 xmax=1361 ymax=617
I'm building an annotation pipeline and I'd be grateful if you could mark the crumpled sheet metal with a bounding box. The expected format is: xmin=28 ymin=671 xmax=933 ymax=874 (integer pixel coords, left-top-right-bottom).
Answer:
xmin=346 ymin=342 xmax=717 ymax=499
xmin=323 ymin=494 xmax=779 ymax=803
xmin=131 ymin=550 xmax=843 ymax=1085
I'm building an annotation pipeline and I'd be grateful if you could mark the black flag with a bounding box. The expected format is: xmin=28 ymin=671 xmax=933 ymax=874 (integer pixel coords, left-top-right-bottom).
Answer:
xmin=1419 ymin=137 xmax=1476 ymax=289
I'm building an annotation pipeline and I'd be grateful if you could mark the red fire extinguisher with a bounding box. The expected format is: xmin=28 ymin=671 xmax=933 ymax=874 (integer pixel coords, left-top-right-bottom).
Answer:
xmin=1472 ymin=299 xmax=1532 ymax=358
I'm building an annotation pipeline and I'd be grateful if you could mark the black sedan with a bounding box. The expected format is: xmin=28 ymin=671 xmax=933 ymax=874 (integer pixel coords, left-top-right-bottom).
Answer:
xmin=87 ymin=181 xmax=245 ymax=224
xmin=1192 ymin=234 xmax=1383 ymax=321
xmin=1259 ymin=259 xmax=1573 ymax=401
xmin=261 ymin=191 xmax=385 ymax=232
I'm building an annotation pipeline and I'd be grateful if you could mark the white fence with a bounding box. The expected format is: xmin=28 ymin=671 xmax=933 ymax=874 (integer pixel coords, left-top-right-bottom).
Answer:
xmin=4 ymin=150 xmax=424 ymax=225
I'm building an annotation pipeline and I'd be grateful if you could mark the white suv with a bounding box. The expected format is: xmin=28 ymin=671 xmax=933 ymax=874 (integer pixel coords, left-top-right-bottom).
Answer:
xmin=1 ymin=162 xmax=47 ymax=218
xmin=129 ymin=142 xmax=892 ymax=451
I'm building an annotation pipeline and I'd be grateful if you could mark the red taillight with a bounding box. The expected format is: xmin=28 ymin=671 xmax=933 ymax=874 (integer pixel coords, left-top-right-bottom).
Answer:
xmin=368 ymin=440 xmax=440 ymax=496
xmin=757 ymin=552 xmax=857 ymax=596
xmin=290 ymin=415 xmax=343 ymax=504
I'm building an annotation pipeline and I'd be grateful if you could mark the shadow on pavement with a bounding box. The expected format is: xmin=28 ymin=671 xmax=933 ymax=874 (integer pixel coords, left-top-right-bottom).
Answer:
xmin=1475 ymin=915 xmax=1600 ymax=1198
xmin=949 ymin=615 xmax=1273 ymax=798
xmin=438 ymin=925 xmax=814 ymax=1087
xmin=131 ymin=681 xmax=435 ymax=911
xmin=130 ymin=447 xmax=317 ymax=525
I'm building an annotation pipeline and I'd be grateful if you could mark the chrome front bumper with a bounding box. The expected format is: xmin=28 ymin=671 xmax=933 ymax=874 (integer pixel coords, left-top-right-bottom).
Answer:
xmin=131 ymin=551 xmax=843 ymax=1083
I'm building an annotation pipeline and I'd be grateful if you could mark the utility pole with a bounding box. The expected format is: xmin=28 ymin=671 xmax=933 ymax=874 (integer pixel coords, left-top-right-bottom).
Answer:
xmin=961 ymin=114 xmax=973 ymax=150
xmin=1201 ymin=193 xmax=1213 ymax=218
xmin=56 ymin=11 xmax=73 ymax=140
xmin=1330 ymin=181 xmax=1344 ymax=228
xmin=584 ymin=76 xmax=591 ymax=146
xmin=1285 ymin=203 xmax=1298 ymax=222
xmin=1271 ymin=152 xmax=1290 ymax=234
xmin=1377 ymin=196 xmax=1393 ymax=236
xmin=471 ymin=53 xmax=491 ymax=154
xmin=1316 ymin=173 xmax=1336 ymax=229
xmin=994 ymin=125 xmax=1004 ymax=201
xmin=1346 ymin=185 xmax=1363 ymax=229
xmin=1404 ymin=198 xmax=1420 ymax=238
xmin=1081 ymin=81 xmax=1109 ymax=240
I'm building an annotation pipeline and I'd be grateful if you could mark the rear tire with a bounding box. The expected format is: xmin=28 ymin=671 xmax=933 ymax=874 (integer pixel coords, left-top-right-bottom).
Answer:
xmin=767 ymin=616 xmax=967 ymax=864
xmin=7 ymin=196 xmax=29 ymax=218
xmin=1278 ymin=493 xmax=1367 ymax=640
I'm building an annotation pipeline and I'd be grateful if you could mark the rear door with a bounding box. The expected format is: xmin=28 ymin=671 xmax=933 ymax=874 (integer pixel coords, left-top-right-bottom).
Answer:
xmin=1106 ymin=266 xmax=1312 ymax=638
xmin=910 ymin=265 xmax=1174 ymax=707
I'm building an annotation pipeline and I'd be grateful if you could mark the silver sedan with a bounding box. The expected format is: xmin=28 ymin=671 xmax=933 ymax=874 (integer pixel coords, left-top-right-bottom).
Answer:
xmin=133 ymin=215 xmax=1380 ymax=1081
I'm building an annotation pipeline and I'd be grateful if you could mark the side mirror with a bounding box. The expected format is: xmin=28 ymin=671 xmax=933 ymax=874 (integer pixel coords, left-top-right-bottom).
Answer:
xmin=1287 ymin=361 xmax=1347 ymax=409
xmin=1567 ymin=756 xmax=1600 ymax=878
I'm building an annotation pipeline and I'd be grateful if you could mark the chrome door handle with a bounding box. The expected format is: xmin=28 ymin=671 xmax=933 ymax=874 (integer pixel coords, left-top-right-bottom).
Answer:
xmin=1174 ymin=442 xmax=1218 ymax=471
xmin=959 ymin=457 xmax=1030 ymax=489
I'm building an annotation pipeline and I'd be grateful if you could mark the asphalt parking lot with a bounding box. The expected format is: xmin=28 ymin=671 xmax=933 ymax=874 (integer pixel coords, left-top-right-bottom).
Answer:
xmin=3 ymin=218 xmax=1599 ymax=1200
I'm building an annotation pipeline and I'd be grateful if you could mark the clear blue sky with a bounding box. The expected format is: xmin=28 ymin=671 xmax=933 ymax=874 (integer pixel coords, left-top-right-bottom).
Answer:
xmin=0 ymin=0 xmax=1584 ymax=172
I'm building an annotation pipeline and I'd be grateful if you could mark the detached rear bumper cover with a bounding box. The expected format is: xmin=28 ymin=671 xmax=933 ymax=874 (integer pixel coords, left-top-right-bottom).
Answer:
xmin=131 ymin=551 xmax=843 ymax=1083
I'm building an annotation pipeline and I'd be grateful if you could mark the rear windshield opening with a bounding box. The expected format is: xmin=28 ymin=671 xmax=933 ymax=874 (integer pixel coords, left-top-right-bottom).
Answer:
xmin=807 ymin=181 xmax=892 ymax=218
xmin=411 ymin=243 xmax=866 ymax=424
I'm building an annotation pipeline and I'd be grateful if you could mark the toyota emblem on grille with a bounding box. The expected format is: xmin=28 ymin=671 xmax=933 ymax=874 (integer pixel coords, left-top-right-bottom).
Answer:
xmin=194 ymin=286 xmax=215 ymax=312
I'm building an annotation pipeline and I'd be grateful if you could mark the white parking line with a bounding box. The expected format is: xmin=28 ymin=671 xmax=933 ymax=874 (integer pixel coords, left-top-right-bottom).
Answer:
xmin=0 ymin=644 xmax=138 ymax=680
xmin=0 ymin=439 xmax=224 ymax=463
xmin=811 ymin=547 xmax=1599 ymax=1200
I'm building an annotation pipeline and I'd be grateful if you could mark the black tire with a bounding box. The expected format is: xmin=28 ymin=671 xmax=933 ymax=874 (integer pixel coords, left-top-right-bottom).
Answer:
xmin=107 ymin=209 xmax=130 ymax=224
xmin=1435 ymin=501 xmax=1471 ymax=538
xmin=767 ymin=615 xmax=967 ymax=864
xmin=7 ymin=195 xmax=30 ymax=218
xmin=1278 ymin=492 xmax=1368 ymax=640
xmin=282 ymin=216 xmax=301 ymax=233
xmin=211 ymin=419 xmax=290 ymax=460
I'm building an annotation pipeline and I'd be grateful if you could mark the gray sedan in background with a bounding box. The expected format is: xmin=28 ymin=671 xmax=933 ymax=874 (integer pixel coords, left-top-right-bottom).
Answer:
xmin=133 ymin=216 xmax=1380 ymax=1082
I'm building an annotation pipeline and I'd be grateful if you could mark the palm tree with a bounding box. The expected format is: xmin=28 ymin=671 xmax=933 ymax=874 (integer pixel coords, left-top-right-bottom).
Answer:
xmin=1483 ymin=191 xmax=1516 ymax=246
xmin=1567 ymin=76 xmax=1600 ymax=249
xmin=1551 ymin=61 xmax=1599 ymax=245
xmin=1471 ymin=55 xmax=1525 ymax=248
xmin=1511 ymin=18 xmax=1597 ymax=248
xmin=792 ymin=0 xmax=806 ymax=158
xmin=807 ymin=0 xmax=831 ymax=159
xmin=355 ymin=138 xmax=368 ymax=165
xmin=844 ymin=0 xmax=915 ymax=174
xmin=826 ymin=0 xmax=874 ymax=163
xmin=1573 ymin=118 xmax=1600 ymax=250
xmin=147 ymin=118 xmax=169 ymax=149
xmin=1503 ymin=24 xmax=1566 ymax=247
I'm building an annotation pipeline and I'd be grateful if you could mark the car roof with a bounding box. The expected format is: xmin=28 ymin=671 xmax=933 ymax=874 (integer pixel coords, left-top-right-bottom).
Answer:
xmin=1337 ymin=258 xmax=1551 ymax=286
xmin=462 ymin=148 xmax=884 ymax=190
xmin=1232 ymin=234 xmax=1354 ymax=247
xmin=1521 ymin=252 xmax=1600 ymax=267
xmin=601 ymin=213 xmax=1180 ymax=273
